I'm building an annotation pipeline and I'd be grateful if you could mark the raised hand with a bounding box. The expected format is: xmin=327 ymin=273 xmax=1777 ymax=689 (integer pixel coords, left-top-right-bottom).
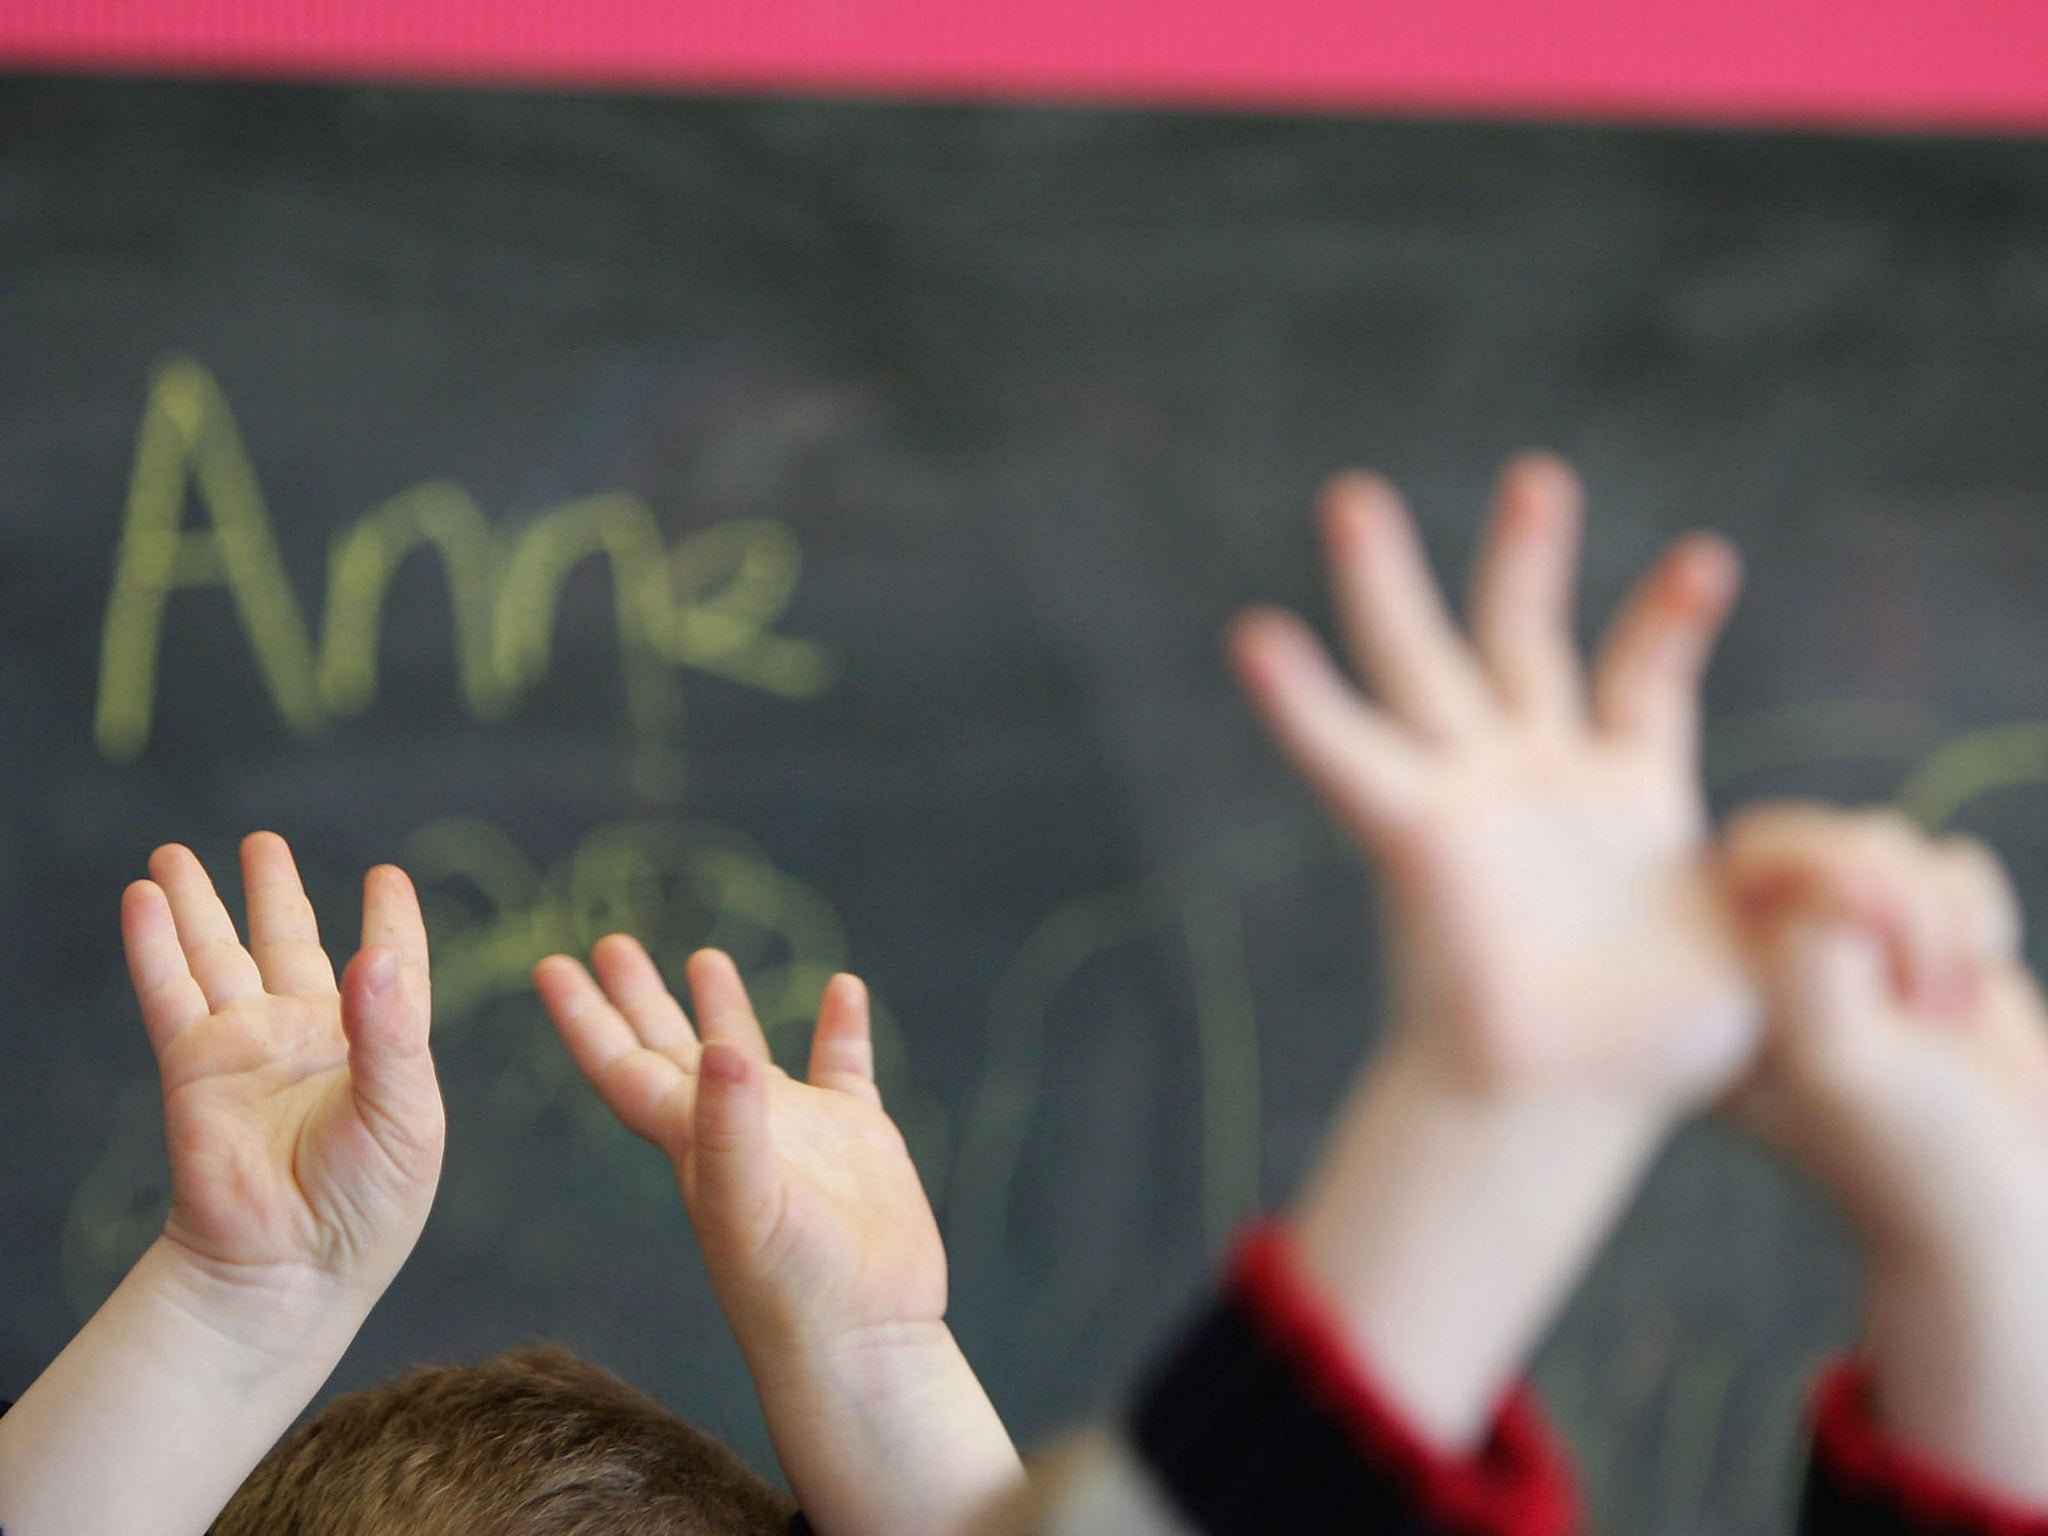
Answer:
xmin=536 ymin=939 xmax=941 ymax=1348
xmin=536 ymin=940 xmax=1019 ymax=1536
xmin=0 ymin=834 xmax=443 ymax=1536
xmin=127 ymin=835 xmax=443 ymax=1303
xmin=1230 ymin=456 xmax=1758 ymax=1451
xmin=1230 ymin=455 xmax=1752 ymax=1105
xmin=1721 ymin=803 xmax=2048 ymax=1505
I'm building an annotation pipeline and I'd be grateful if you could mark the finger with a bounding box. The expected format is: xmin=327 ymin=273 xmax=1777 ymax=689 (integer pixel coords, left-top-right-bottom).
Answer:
xmin=536 ymin=954 xmax=635 ymax=1075
xmin=1320 ymin=473 xmax=1494 ymax=740
xmin=339 ymin=947 xmax=445 ymax=1183
xmin=1938 ymin=835 xmax=2024 ymax=963
xmin=240 ymin=832 xmax=337 ymax=996
xmin=1229 ymin=608 xmax=1429 ymax=843
xmin=121 ymin=880 xmax=210 ymax=1056
xmin=591 ymin=934 xmax=700 ymax=1055
xmin=149 ymin=843 xmax=264 ymax=1012
xmin=360 ymin=864 xmax=429 ymax=1001
xmin=535 ymin=954 xmax=696 ymax=1151
xmin=1720 ymin=801 xmax=1867 ymax=921
xmin=808 ymin=973 xmax=881 ymax=1105
xmin=1819 ymin=812 xmax=1957 ymax=1018
xmin=1912 ymin=838 xmax=2007 ymax=1018
xmin=1466 ymin=452 xmax=1586 ymax=725
xmin=1722 ymin=803 xmax=1923 ymax=918
xmin=692 ymin=1041 xmax=780 ymax=1255
xmin=1773 ymin=915 xmax=1890 ymax=1060
xmin=1720 ymin=805 xmax=1946 ymax=1012
xmin=1591 ymin=533 xmax=1741 ymax=757
xmin=1816 ymin=810 xmax=1958 ymax=1017
xmin=685 ymin=950 xmax=773 ymax=1065
xmin=1722 ymin=800 xmax=1844 ymax=876
xmin=1886 ymin=842 xmax=1957 ymax=1015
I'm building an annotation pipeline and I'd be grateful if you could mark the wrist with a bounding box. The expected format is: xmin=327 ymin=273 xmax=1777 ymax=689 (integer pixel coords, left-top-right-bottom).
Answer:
xmin=141 ymin=1234 xmax=380 ymax=1369
xmin=739 ymin=1320 xmax=1023 ymax=1536
xmin=1288 ymin=1037 xmax=1670 ymax=1449
xmin=738 ymin=1315 xmax=970 ymax=1412
xmin=0 ymin=1235 xmax=377 ymax=1536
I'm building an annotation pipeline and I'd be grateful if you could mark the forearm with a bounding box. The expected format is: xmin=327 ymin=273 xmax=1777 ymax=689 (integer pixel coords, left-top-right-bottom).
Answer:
xmin=0 ymin=1237 xmax=372 ymax=1536
xmin=743 ymin=1320 xmax=1024 ymax=1536
xmin=1858 ymin=1217 xmax=2048 ymax=1511
xmin=1288 ymin=1037 xmax=1668 ymax=1449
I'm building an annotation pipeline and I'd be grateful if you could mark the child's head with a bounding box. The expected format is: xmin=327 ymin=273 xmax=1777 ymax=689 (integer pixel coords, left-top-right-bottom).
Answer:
xmin=211 ymin=1345 xmax=795 ymax=1535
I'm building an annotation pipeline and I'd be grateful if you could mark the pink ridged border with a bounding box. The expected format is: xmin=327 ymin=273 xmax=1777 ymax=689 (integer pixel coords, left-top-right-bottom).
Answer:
xmin=1 ymin=0 xmax=2046 ymax=130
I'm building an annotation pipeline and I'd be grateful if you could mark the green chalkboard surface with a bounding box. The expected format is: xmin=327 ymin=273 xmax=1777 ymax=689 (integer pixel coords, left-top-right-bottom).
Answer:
xmin=5 ymin=76 xmax=2048 ymax=1534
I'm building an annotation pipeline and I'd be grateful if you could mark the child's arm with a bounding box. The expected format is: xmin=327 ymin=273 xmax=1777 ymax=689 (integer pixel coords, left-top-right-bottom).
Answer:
xmin=1720 ymin=804 xmax=2048 ymax=1516
xmin=978 ymin=454 xmax=1757 ymax=1536
xmin=535 ymin=942 xmax=1022 ymax=1536
xmin=1227 ymin=455 xmax=1754 ymax=1448
xmin=0 ymin=835 xmax=444 ymax=1536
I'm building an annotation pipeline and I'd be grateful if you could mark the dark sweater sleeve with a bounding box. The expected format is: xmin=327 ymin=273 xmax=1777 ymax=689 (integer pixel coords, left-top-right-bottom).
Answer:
xmin=1127 ymin=1226 xmax=1579 ymax=1536
xmin=1800 ymin=1362 xmax=2048 ymax=1536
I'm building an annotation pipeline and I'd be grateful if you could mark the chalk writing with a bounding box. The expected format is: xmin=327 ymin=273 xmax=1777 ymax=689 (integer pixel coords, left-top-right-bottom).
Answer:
xmin=950 ymin=816 xmax=1329 ymax=1341
xmin=415 ymin=811 xmax=950 ymax=1197
xmin=1701 ymin=695 xmax=2048 ymax=832
xmin=1537 ymin=1329 xmax=1816 ymax=1536
xmin=410 ymin=815 xmax=855 ymax=1037
xmin=96 ymin=358 xmax=833 ymax=761
xmin=1898 ymin=719 xmax=2048 ymax=829
xmin=58 ymin=1081 xmax=170 ymax=1323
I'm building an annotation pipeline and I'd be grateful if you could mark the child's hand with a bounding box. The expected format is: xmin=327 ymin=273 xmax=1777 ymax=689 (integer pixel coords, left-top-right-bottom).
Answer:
xmin=537 ymin=941 xmax=1019 ymax=1536
xmin=131 ymin=835 xmax=443 ymax=1319
xmin=537 ymin=940 xmax=940 ymax=1351
xmin=1234 ymin=456 xmax=1755 ymax=1451
xmin=1721 ymin=803 xmax=2048 ymax=1255
xmin=1720 ymin=802 xmax=2048 ymax=1504
xmin=0 ymin=834 xmax=442 ymax=1536
xmin=1230 ymin=455 xmax=1751 ymax=1105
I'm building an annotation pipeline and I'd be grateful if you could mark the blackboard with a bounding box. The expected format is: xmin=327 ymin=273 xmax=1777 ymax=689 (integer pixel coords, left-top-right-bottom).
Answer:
xmin=5 ymin=76 xmax=2048 ymax=1535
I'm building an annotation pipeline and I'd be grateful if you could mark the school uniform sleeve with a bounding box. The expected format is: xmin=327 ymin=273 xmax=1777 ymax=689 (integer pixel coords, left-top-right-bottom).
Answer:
xmin=1013 ymin=1225 xmax=1579 ymax=1536
xmin=1799 ymin=1362 xmax=2048 ymax=1536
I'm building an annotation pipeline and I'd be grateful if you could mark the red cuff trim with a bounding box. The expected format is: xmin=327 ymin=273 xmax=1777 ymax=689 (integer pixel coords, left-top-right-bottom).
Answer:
xmin=1229 ymin=1225 xmax=1579 ymax=1536
xmin=1811 ymin=1360 xmax=2048 ymax=1536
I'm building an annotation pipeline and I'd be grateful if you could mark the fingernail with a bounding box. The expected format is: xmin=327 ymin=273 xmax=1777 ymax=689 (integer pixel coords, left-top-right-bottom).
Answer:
xmin=364 ymin=950 xmax=398 ymax=996
xmin=700 ymin=1041 xmax=747 ymax=1085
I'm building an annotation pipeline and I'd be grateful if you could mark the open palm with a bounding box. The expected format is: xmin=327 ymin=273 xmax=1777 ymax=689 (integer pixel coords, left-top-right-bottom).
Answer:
xmin=125 ymin=835 xmax=443 ymax=1290
xmin=1230 ymin=456 xmax=1754 ymax=1104
xmin=536 ymin=939 xmax=944 ymax=1351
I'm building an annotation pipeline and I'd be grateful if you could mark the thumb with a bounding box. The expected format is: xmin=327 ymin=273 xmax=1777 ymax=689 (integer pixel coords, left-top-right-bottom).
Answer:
xmin=340 ymin=945 xmax=446 ymax=1181
xmin=1725 ymin=917 xmax=1886 ymax=1157
xmin=1770 ymin=914 xmax=1889 ymax=1062
xmin=691 ymin=1040 xmax=781 ymax=1262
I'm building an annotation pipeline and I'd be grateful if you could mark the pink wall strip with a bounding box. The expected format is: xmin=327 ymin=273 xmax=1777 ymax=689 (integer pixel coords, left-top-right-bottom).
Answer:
xmin=2 ymin=0 xmax=2047 ymax=131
